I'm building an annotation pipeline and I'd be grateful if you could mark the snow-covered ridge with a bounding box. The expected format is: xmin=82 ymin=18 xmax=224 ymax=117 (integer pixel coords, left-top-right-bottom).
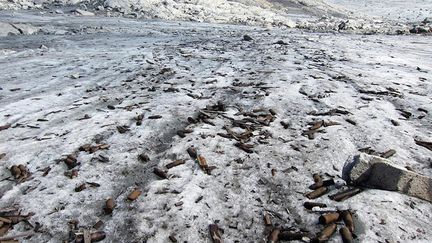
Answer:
xmin=1 ymin=0 xmax=430 ymax=34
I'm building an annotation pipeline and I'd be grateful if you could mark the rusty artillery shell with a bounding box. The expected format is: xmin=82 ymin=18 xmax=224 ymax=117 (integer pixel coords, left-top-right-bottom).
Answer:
xmin=10 ymin=165 xmax=21 ymax=178
xmin=87 ymin=231 xmax=106 ymax=242
xmin=319 ymin=212 xmax=340 ymax=224
xmin=0 ymin=216 xmax=12 ymax=224
xmin=104 ymin=198 xmax=115 ymax=214
xmin=309 ymin=174 xmax=323 ymax=189
xmin=329 ymin=188 xmax=362 ymax=202
xmin=17 ymin=164 xmax=28 ymax=174
xmin=75 ymin=183 xmax=86 ymax=192
xmin=339 ymin=226 xmax=353 ymax=243
xmin=187 ymin=147 xmax=198 ymax=159
xmin=0 ymin=224 xmax=10 ymax=237
xmin=306 ymin=187 xmax=328 ymax=199
xmin=165 ymin=159 xmax=185 ymax=169
xmin=268 ymin=228 xmax=280 ymax=243
xmin=197 ymin=155 xmax=209 ymax=172
xmin=127 ymin=189 xmax=141 ymax=201
xmin=303 ymin=201 xmax=327 ymax=210
xmin=153 ymin=168 xmax=168 ymax=179
xmin=209 ymin=224 xmax=223 ymax=243
xmin=264 ymin=213 xmax=272 ymax=226
xmin=278 ymin=231 xmax=305 ymax=241
xmin=65 ymin=154 xmax=78 ymax=169
xmin=341 ymin=211 xmax=355 ymax=233
xmin=316 ymin=223 xmax=337 ymax=242
xmin=310 ymin=120 xmax=324 ymax=130
xmin=79 ymin=144 xmax=92 ymax=152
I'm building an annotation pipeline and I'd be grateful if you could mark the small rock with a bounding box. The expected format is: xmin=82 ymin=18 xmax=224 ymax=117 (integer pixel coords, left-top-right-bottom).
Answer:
xmin=138 ymin=153 xmax=150 ymax=162
xmin=243 ymin=35 xmax=253 ymax=41
xmin=116 ymin=125 xmax=129 ymax=134
xmin=71 ymin=73 xmax=80 ymax=79
xmin=74 ymin=9 xmax=95 ymax=16
xmin=345 ymin=153 xmax=432 ymax=202
xmin=274 ymin=40 xmax=288 ymax=45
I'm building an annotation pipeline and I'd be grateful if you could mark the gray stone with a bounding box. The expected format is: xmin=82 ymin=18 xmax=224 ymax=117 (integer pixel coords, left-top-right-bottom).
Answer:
xmin=10 ymin=23 xmax=40 ymax=35
xmin=0 ymin=22 xmax=20 ymax=37
xmin=74 ymin=9 xmax=95 ymax=16
xmin=344 ymin=153 xmax=432 ymax=202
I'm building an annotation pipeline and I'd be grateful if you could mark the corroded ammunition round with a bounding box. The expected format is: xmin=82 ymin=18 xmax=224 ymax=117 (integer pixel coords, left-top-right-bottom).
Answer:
xmin=317 ymin=223 xmax=337 ymax=241
xmin=339 ymin=226 xmax=353 ymax=243
xmin=268 ymin=228 xmax=280 ymax=243
xmin=342 ymin=211 xmax=355 ymax=233
xmin=104 ymin=198 xmax=115 ymax=214
xmin=10 ymin=165 xmax=21 ymax=178
xmin=319 ymin=212 xmax=340 ymax=224
xmin=303 ymin=201 xmax=327 ymax=210
xmin=306 ymin=187 xmax=328 ymax=199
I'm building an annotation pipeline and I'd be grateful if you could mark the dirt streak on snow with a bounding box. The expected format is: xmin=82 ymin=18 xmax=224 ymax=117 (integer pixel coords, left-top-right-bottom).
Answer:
xmin=0 ymin=12 xmax=431 ymax=243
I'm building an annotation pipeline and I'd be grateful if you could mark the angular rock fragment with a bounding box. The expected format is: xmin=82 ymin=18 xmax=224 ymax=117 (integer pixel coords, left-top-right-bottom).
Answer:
xmin=345 ymin=153 xmax=432 ymax=202
xmin=380 ymin=149 xmax=396 ymax=158
xmin=243 ymin=35 xmax=253 ymax=41
xmin=209 ymin=223 xmax=223 ymax=243
xmin=116 ymin=125 xmax=129 ymax=134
